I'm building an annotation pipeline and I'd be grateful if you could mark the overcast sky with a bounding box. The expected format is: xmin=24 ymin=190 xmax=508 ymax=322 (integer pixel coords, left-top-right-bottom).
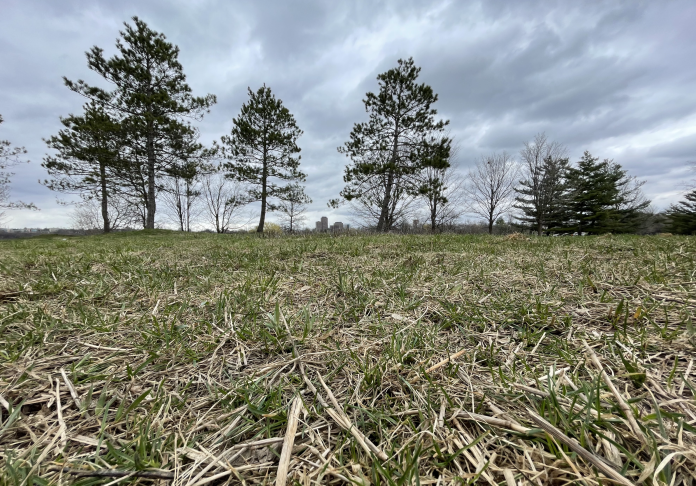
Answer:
xmin=1 ymin=0 xmax=695 ymax=229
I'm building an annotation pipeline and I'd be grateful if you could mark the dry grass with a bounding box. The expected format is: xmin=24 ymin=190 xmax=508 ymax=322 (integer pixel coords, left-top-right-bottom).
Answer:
xmin=0 ymin=231 xmax=695 ymax=485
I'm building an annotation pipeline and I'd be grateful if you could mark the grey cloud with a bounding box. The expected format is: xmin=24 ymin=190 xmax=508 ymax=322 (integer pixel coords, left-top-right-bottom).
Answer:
xmin=649 ymin=134 xmax=696 ymax=160
xmin=2 ymin=0 xmax=696 ymax=228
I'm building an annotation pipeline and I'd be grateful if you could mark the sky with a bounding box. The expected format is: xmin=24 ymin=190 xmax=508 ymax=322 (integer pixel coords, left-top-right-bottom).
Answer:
xmin=1 ymin=0 xmax=696 ymax=229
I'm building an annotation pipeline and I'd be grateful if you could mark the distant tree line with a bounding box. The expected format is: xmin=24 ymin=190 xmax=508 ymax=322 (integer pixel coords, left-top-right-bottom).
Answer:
xmin=1 ymin=17 xmax=693 ymax=234
xmin=329 ymin=61 xmax=693 ymax=235
xmin=327 ymin=59 xmax=664 ymax=235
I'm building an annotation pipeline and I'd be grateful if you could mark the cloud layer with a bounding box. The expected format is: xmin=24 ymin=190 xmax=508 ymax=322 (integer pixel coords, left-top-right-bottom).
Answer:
xmin=2 ymin=0 xmax=695 ymax=228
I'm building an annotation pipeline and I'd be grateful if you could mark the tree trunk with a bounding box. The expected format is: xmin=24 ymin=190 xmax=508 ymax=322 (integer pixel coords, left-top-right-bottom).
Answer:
xmin=431 ymin=200 xmax=437 ymax=234
xmin=488 ymin=217 xmax=494 ymax=235
xmin=377 ymin=171 xmax=394 ymax=232
xmin=537 ymin=220 xmax=542 ymax=236
xmin=378 ymin=122 xmax=399 ymax=233
xmin=146 ymin=127 xmax=156 ymax=229
xmin=258 ymin=149 xmax=268 ymax=233
xmin=99 ymin=161 xmax=111 ymax=233
xmin=178 ymin=198 xmax=184 ymax=231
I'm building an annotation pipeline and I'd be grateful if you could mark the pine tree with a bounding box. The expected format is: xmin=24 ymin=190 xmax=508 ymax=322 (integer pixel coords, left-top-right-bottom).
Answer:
xmin=337 ymin=58 xmax=450 ymax=232
xmin=221 ymin=85 xmax=304 ymax=233
xmin=540 ymin=156 xmax=571 ymax=233
xmin=63 ymin=17 xmax=216 ymax=229
xmin=514 ymin=134 xmax=568 ymax=235
xmin=666 ymin=190 xmax=696 ymax=234
xmin=564 ymin=152 xmax=648 ymax=234
xmin=43 ymin=102 xmax=122 ymax=232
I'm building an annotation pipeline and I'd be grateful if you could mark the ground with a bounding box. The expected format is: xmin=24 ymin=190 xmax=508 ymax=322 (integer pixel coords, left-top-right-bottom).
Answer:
xmin=0 ymin=231 xmax=695 ymax=485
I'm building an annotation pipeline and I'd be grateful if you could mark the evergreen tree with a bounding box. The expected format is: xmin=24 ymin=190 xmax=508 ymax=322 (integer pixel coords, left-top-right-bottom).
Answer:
xmin=514 ymin=134 xmax=568 ymax=235
xmin=666 ymin=189 xmax=696 ymax=234
xmin=63 ymin=17 xmax=216 ymax=229
xmin=221 ymin=85 xmax=304 ymax=233
xmin=564 ymin=151 xmax=648 ymax=234
xmin=336 ymin=58 xmax=450 ymax=232
xmin=43 ymin=102 xmax=122 ymax=232
xmin=540 ymin=156 xmax=571 ymax=232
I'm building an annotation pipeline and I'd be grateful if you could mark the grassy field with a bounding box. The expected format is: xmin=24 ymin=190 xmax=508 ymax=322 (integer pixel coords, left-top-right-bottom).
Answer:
xmin=0 ymin=231 xmax=695 ymax=485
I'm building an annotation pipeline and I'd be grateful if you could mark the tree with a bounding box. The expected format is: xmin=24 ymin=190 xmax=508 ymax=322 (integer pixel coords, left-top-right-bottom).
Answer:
xmin=1 ymin=114 xmax=35 ymax=224
xmin=221 ymin=85 xmax=304 ymax=233
xmin=417 ymin=142 xmax=465 ymax=232
xmin=160 ymin=158 xmax=203 ymax=232
xmin=564 ymin=151 xmax=649 ymax=234
xmin=336 ymin=58 xmax=450 ymax=232
xmin=200 ymin=169 xmax=251 ymax=233
xmin=43 ymin=102 xmax=123 ymax=232
xmin=336 ymin=156 xmax=420 ymax=230
xmin=70 ymin=194 xmax=140 ymax=231
xmin=666 ymin=190 xmax=696 ymax=234
xmin=64 ymin=17 xmax=216 ymax=229
xmin=276 ymin=183 xmax=311 ymax=232
xmin=515 ymin=133 xmax=569 ymax=235
xmin=464 ymin=152 xmax=519 ymax=234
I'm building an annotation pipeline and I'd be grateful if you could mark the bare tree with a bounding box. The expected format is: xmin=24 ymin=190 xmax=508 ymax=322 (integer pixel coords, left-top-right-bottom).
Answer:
xmin=70 ymin=195 xmax=140 ymax=231
xmin=160 ymin=161 xmax=204 ymax=232
xmin=1 ymin=114 xmax=36 ymax=224
xmin=421 ymin=166 xmax=466 ymax=232
xmin=683 ymin=161 xmax=696 ymax=190
xmin=464 ymin=152 xmax=519 ymax=234
xmin=515 ymin=133 xmax=568 ymax=235
xmin=200 ymin=171 xmax=251 ymax=233
xmin=277 ymin=183 xmax=311 ymax=232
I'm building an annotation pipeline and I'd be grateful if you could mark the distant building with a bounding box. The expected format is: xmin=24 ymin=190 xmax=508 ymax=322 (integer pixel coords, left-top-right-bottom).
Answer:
xmin=315 ymin=216 xmax=347 ymax=232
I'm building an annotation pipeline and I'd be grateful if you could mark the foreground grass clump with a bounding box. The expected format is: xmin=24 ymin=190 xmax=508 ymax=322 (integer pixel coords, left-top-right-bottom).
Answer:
xmin=0 ymin=231 xmax=695 ymax=485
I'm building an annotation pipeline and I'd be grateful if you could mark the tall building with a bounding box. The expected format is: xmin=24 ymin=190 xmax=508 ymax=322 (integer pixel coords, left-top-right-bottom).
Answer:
xmin=315 ymin=221 xmax=321 ymax=231
xmin=321 ymin=216 xmax=328 ymax=231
